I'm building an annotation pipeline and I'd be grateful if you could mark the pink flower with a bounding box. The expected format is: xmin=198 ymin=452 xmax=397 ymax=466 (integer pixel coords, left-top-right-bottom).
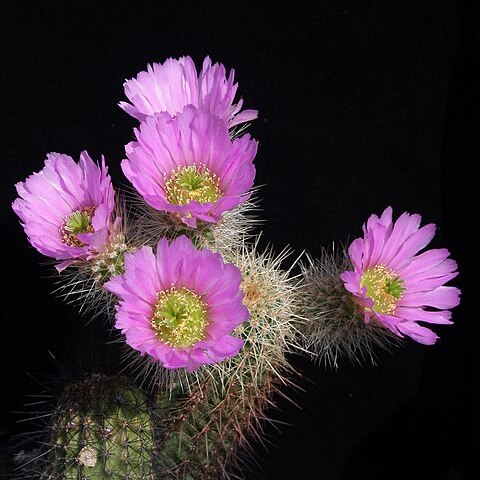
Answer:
xmin=104 ymin=236 xmax=248 ymax=371
xmin=122 ymin=105 xmax=257 ymax=227
xmin=119 ymin=55 xmax=258 ymax=128
xmin=340 ymin=207 xmax=460 ymax=345
xmin=12 ymin=152 xmax=116 ymax=271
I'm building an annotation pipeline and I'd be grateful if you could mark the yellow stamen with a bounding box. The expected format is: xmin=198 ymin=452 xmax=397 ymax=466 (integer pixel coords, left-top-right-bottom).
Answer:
xmin=164 ymin=164 xmax=222 ymax=206
xmin=360 ymin=264 xmax=405 ymax=314
xmin=151 ymin=287 xmax=208 ymax=348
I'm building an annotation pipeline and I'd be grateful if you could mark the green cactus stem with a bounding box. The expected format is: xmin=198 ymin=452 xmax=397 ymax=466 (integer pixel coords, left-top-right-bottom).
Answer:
xmin=48 ymin=374 xmax=155 ymax=480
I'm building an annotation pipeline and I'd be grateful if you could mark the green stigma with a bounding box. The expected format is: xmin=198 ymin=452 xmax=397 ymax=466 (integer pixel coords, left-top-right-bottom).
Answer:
xmin=151 ymin=287 xmax=208 ymax=348
xmin=360 ymin=264 xmax=405 ymax=314
xmin=61 ymin=206 xmax=95 ymax=247
xmin=165 ymin=164 xmax=222 ymax=206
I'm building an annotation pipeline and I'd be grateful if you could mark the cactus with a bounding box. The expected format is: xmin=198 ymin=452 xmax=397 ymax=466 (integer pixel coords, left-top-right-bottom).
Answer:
xmin=45 ymin=374 xmax=155 ymax=480
xmin=14 ymin=239 xmax=396 ymax=480
xmin=8 ymin=50 xmax=463 ymax=480
xmin=296 ymin=248 xmax=397 ymax=367
xmin=147 ymin=240 xmax=302 ymax=479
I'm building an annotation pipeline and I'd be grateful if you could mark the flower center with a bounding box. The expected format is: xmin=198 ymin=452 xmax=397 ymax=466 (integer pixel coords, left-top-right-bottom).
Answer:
xmin=164 ymin=164 xmax=222 ymax=206
xmin=360 ymin=264 xmax=405 ymax=314
xmin=151 ymin=287 xmax=208 ymax=348
xmin=61 ymin=206 xmax=95 ymax=247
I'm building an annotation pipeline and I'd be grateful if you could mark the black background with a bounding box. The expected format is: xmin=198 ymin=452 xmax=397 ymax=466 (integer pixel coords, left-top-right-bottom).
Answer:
xmin=0 ymin=1 xmax=477 ymax=479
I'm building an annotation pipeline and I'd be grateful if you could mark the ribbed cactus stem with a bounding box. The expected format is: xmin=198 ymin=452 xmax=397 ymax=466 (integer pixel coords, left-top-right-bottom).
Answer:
xmin=48 ymin=374 xmax=155 ymax=479
xmin=154 ymin=368 xmax=275 ymax=479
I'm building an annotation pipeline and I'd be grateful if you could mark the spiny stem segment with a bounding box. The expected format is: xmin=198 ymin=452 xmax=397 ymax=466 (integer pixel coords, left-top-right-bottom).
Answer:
xmin=296 ymin=248 xmax=398 ymax=368
xmin=48 ymin=375 xmax=155 ymax=479
xmin=153 ymin=369 xmax=278 ymax=480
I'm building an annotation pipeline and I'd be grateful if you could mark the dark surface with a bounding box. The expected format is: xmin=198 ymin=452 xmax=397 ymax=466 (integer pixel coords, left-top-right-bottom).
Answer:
xmin=0 ymin=1 xmax=476 ymax=478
